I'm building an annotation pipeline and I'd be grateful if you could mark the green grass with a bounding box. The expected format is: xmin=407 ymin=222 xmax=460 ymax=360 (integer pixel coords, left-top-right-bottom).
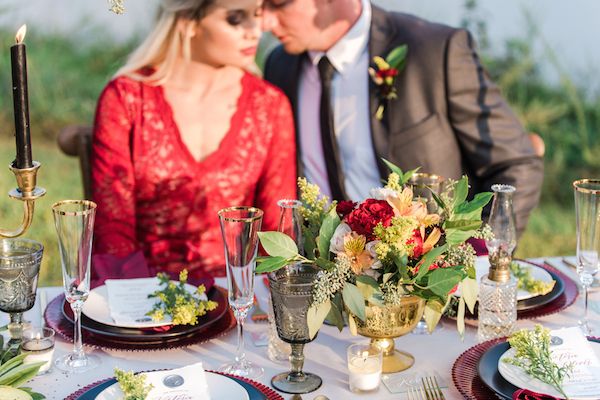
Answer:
xmin=0 ymin=137 xmax=82 ymax=286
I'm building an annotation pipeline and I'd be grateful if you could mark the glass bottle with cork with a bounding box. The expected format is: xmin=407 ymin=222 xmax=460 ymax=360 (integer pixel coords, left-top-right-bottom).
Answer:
xmin=477 ymin=184 xmax=518 ymax=342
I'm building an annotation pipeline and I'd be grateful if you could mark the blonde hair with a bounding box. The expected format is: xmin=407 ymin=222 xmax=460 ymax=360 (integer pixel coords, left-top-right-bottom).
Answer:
xmin=115 ymin=0 xmax=215 ymax=84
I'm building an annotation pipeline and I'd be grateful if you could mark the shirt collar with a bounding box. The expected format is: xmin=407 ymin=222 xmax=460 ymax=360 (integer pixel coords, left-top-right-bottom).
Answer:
xmin=307 ymin=0 xmax=371 ymax=75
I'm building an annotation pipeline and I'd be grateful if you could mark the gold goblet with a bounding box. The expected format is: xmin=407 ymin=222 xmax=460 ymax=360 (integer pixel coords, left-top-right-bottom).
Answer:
xmin=356 ymin=296 xmax=425 ymax=373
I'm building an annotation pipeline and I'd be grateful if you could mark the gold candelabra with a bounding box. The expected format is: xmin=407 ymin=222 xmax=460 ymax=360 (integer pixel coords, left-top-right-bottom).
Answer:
xmin=0 ymin=161 xmax=45 ymax=238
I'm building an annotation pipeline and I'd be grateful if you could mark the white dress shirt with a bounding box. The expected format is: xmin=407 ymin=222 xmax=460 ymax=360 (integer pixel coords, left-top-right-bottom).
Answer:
xmin=297 ymin=0 xmax=381 ymax=201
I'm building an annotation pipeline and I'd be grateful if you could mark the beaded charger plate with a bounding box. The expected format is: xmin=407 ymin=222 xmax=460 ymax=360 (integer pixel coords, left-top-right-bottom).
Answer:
xmin=452 ymin=336 xmax=600 ymax=399
xmin=65 ymin=370 xmax=283 ymax=400
xmin=45 ymin=286 xmax=236 ymax=351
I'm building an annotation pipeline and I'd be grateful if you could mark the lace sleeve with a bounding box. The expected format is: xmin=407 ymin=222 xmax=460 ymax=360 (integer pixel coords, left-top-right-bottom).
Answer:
xmin=91 ymin=80 xmax=139 ymax=256
xmin=255 ymin=91 xmax=297 ymax=232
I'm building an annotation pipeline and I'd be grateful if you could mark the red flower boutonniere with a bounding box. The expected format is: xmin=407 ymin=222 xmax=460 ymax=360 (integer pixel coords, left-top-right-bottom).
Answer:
xmin=368 ymin=45 xmax=408 ymax=120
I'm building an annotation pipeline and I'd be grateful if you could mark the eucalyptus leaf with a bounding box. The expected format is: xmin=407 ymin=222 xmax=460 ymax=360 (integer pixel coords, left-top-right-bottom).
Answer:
xmin=423 ymin=299 xmax=444 ymax=333
xmin=307 ymin=300 xmax=331 ymax=340
xmin=342 ymin=282 xmax=366 ymax=322
xmin=317 ymin=208 xmax=340 ymax=260
xmin=348 ymin=314 xmax=358 ymax=336
xmin=326 ymin=298 xmax=346 ymax=332
xmin=255 ymin=256 xmax=289 ymax=274
xmin=461 ymin=277 xmax=478 ymax=314
xmin=258 ymin=231 xmax=298 ymax=258
xmin=383 ymin=272 xmax=394 ymax=284
xmin=315 ymin=257 xmax=336 ymax=271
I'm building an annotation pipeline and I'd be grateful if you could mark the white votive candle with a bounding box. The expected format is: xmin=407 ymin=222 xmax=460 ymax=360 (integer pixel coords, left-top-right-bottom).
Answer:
xmin=347 ymin=344 xmax=383 ymax=393
xmin=21 ymin=327 xmax=55 ymax=374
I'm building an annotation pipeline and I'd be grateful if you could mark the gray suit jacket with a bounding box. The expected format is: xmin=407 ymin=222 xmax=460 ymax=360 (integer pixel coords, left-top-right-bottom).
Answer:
xmin=264 ymin=6 xmax=543 ymax=235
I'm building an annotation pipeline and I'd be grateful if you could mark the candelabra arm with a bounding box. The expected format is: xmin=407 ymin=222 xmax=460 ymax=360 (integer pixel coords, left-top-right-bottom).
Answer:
xmin=0 ymin=161 xmax=46 ymax=238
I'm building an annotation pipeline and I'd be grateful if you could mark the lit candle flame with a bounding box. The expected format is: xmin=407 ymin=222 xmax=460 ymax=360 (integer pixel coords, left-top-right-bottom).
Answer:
xmin=15 ymin=24 xmax=27 ymax=44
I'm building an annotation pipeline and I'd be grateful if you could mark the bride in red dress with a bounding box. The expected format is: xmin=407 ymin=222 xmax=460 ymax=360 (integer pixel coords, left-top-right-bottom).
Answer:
xmin=91 ymin=0 xmax=296 ymax=281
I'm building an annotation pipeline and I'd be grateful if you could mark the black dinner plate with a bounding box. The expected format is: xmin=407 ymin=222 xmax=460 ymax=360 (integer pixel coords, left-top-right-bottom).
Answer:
xmin=62 ymin=286 xmax=228 ymax=341
xmin=477 ymin=337 xmax=600 ymax=399
xmin=73 ymin=372 xmax=267 ymax=400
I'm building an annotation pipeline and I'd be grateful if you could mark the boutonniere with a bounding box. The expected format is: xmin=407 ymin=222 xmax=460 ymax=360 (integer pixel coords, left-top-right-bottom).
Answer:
xmin=369 ymin=45 xmax=408 ymax=120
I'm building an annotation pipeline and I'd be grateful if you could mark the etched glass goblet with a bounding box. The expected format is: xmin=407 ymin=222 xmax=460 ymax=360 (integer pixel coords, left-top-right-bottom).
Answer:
xmin=573 ymin=179 xmax=600 ymax=334
xmin=0 ymin=238 xmax=43 ymax=346
xmin=218 ymin=206 xmax=264 ymax=378
xmin=52 ymin=200 xmax=98 ymax=373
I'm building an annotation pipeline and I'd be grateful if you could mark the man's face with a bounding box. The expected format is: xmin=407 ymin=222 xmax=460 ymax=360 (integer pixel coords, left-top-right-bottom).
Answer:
xmin=262 ymin=0 xmax=329 ymax=53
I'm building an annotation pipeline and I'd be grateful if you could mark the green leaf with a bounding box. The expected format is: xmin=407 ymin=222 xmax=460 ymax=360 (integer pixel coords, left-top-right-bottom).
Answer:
xmin=423 ymin=299 xmax=443 ymax=333
xmin=425 ymin=268 xmax=463 ymax=298
xmin=431 ymin=191 xmax=447 ymax=211
xmin=20 ymin=388 xmax=46 ymax=400
xmin=460 ymin=277 xmax=478 ymax=314
xmin=254 ymin=256 xmax=289 ymax=274
xmin=452 ymin=177 xmax=469 ymax=209
xmin=356 ymin=275 xmax=383 ymax=304
xmin=444 ymin=219 xmax=482 ymax=231
xmin=393 ymin=254 xmax=410 ymax=280
xmin=326 ymin=294 xmax=346 ymax=331
xmin=342 ymin=282 xmax=366 ymax=322
xmin=382 ymin=158 xmax=403 ymax=178
xmin=382 ymin=272 xmax=394 ymax=284
xmin=444 ymin=229 xmax=476 ymax=246
xmin=385 ymin=44 xmax=408 ymax=69
xmin=348 ymin=313 xmax=358 ymax=336
xmin=303 ymin=227 xmax=317 ymax=260
xmin=414 ymin=244 xmax=448 ymax=282
xmin=258 ymin=231 xmax=298 ymax=258
xmin=317 ymin=208 xmax=340 ymax=260
xmin=455 ymin=192 xmax=493 ymax=215
xmin=307 ymin=300 xmax=331 ymax=340
xmin=315 ymin=257 xmax=336 ymax=271
xmin=401 ymin=167 xmax=421 ymax=186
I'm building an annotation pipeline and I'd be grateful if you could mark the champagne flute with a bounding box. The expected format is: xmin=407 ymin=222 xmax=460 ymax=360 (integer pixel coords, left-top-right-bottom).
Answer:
xmin=218 ymin=206 xmax=263 ymax=378
xmin=52 ymin=200 xmax=98 ymax=373
xmin=573 ymin=179 xmax=600 ymax=334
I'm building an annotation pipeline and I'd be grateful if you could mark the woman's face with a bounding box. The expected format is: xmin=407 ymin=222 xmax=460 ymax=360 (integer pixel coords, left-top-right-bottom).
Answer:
xmin=189 ymin=0 xmax=262 ymax=68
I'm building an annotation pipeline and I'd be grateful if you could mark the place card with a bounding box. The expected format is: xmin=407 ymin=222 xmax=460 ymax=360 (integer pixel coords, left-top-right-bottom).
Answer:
xmin=143 ymin=363 xmax=210 ymax=400
xmin=381 ymin=371 xmax=447 ymax=394
xmin=105 ymin=278 xmax=171 ymax=326
xmin=550 ymin=327 xmax=600 ymax=397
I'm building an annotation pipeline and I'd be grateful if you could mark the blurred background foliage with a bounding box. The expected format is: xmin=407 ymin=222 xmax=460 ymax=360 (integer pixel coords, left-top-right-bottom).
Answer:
xmin=0 ymin=0 xmax=599 ymax=285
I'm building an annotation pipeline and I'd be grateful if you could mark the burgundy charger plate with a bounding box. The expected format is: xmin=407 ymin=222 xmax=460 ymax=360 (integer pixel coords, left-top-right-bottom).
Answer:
xmin=45 ymin=286 xmax=236 ymax=351
xmin=452 ymin=336 xmax=600 ymax=400
xmin=65 ymin=370 xmax=283 ymax=400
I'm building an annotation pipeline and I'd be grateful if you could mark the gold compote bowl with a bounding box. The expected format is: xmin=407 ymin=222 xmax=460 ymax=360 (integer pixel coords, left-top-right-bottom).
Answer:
xmin=356 ymin=296 xmax=425 ymax=373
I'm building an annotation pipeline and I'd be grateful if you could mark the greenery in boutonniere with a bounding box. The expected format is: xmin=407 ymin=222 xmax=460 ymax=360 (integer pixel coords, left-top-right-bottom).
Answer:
xmin=369 ymin=45 xmax=408 ymax=120
xmin=0 ymin=332 xmax=46 ymax=400
xmin=114 ymin=368 xmax=153 ymax=400
xmin=256 ymin=159 xmax=492 ymax=339
xmin=146 ymin=270 xmax=218 ymax=326
xmin=503 ymin=325 xmax=573 ymax=399
xmin=510 ymin=262 xmax=556 ymax=295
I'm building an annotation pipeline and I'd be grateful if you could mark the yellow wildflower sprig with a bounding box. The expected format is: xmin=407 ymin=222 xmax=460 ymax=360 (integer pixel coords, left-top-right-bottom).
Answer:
xmin=146 ymin=270 xmax=218 ymax=326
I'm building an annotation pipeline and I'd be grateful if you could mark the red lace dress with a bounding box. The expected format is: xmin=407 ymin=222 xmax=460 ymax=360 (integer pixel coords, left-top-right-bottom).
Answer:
xmin=91 ymin=72 xmax=296 ymax=279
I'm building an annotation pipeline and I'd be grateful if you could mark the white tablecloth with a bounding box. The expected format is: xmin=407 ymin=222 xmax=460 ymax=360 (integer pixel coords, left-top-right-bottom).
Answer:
xmin=6 ymin=257 xmax=599 ymax=400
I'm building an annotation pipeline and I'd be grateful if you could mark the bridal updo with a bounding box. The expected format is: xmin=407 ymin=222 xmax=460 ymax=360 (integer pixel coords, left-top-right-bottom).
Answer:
xmin=116 ymin=0 xmax=217 ymax=84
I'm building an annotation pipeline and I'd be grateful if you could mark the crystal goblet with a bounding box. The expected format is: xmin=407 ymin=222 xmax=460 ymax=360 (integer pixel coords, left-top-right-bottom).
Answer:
xmin=0 ymin=238 xmax=43 ymax=346
xmin=269 ymin=263 xmax=322 ymax=394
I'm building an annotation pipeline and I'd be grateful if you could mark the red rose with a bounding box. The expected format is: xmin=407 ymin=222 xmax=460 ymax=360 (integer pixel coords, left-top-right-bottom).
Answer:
xmin=512 ymin=389 xmax=558 ymax=400
xmin=346 ymin=199 xmax=394 ymax=241
xmin=336 ymin=200 xmax=357 ymax=219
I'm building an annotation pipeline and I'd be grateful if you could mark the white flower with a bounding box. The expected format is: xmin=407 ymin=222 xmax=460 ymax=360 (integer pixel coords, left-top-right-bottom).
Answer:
xmin=363 ymin=268 xmax=382 ymax=280
xmin=329 ymin=223 xmax=352 ymax=254
xmin=369 ymin=187 xmax=398 ymax=200
xmin=365 ymin=240 xmax=381 ymax=262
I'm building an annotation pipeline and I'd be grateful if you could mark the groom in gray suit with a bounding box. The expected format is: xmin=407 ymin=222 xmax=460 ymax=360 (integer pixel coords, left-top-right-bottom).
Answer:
xmin=261 ymin=0 xmax=543 ymax=235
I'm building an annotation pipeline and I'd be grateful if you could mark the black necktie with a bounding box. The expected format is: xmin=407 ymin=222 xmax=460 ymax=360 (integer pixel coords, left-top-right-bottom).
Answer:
xmin=317 ymin=56 xmax=347 ymax=201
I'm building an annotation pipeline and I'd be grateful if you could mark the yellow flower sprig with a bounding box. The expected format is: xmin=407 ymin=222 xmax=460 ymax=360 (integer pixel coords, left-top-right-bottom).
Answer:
xmin=146 ymin=270 xmax=218 ymax=326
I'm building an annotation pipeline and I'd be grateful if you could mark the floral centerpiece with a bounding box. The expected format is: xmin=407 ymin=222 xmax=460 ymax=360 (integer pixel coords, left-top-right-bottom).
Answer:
xmin=257 ymin=160 xmax=492 ymax=339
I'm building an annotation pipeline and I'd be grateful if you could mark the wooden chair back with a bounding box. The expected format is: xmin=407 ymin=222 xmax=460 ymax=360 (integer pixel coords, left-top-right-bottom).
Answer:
xmin=57 ymin=125 xmax=93 ymax=199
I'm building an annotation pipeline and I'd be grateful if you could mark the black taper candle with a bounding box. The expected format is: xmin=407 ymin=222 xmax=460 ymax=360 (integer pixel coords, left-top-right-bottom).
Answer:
xmin=10 ymin=25 xmax=33 ymax=169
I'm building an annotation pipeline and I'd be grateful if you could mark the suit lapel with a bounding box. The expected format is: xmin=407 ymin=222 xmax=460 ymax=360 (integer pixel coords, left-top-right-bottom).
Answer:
xmin=369 ymin=6 xmax=397 ymax=180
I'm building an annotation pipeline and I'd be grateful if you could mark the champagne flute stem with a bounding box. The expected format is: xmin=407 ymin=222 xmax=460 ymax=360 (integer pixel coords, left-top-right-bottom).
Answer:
xmin=583 ymin=285 xmax=590 ymax=329
xmin=71 ymin=303 xmax=85 ymax=362
xmin=235 ymin=314 xmax=246 ymax=364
